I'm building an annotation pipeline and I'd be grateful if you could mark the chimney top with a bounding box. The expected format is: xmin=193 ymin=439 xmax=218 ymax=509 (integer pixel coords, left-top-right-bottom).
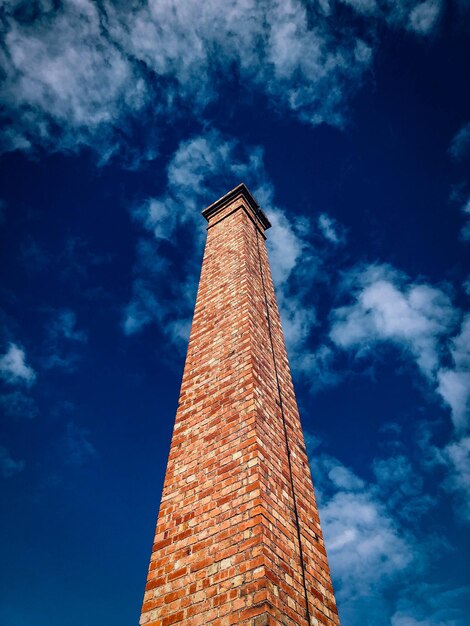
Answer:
xmin=202 ymin=183 xmax=272 ymax=231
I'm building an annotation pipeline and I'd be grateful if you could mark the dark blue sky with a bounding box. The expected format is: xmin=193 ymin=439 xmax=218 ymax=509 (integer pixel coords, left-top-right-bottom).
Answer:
xmin=1 ymin=1 xmax=469 ymax=624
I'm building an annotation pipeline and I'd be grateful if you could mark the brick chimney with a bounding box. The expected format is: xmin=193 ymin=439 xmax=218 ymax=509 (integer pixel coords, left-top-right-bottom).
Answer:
xmin=140 ymin=184 xmax=339 ymax=625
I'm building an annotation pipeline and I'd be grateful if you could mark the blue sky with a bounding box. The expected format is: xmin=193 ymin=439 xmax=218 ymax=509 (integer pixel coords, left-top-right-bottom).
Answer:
xmin=0 ymin=1 xmax=469 ymax=624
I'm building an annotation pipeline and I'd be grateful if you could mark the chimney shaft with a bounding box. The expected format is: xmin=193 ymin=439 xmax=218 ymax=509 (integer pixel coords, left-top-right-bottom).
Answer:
xmin=140 ymin=184 xmax=339 ymax=626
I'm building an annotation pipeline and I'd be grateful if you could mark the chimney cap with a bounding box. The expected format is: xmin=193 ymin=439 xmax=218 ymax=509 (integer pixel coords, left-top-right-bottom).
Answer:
xmin=202 ymin=183 xmax=272 ymax=231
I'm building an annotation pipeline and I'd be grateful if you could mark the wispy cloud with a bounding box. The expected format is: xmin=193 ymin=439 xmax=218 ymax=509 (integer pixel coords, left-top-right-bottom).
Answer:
xmin=339 ymin=0 xmax=443 ymax=34
xmin=0 ymin=445 xmax=25 ymax=478
xmin=372 ymin=455 xmax=435 ymax=520
xmin=391 ymin=582 xmax=470 ymax=625
xmin=318 ymin=212 xmax=346 ymax=245
xmin=295 ymin=344 xmax=342 ymax=391
xmin=19 ymin=237 xmax=50 ymax=272
xmin=0 ymin=342 xmax=36 ymax=386
xmin=438 ymin=436 xmax=470 ymax=522
xmin=306 ymin=436 xmax=450 ymax=623
xmin=64 ymin=421 xmax=97 ymax=466
xmin=449 ymin=121 xmax=470 ymax=161
xmin=463 ymin=276 xmax=470 ymax=297
xmin=437 ymin=314 xmax=470 ymax=431
xmin=41 ymin=309 xmax=87 ymax=371
xmin=123 ymin=237 xmax=195 ymax=343
xmin=458 ymin=197 xmax=470 ymax=243
xmin=307 ymin=430 xmax=470 ymax=623
xmin=0 ymin=390 xmax=38 ymax=420
xmin=408 ymin=0 xmax=442 ymax=35
xmin=47 ymin=309 xmax=87 ymax=344
xmin=448 ymin=124 xmax=470 ymax=242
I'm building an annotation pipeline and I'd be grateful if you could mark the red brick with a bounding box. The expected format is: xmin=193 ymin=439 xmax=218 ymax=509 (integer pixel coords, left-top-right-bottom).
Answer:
xmin=139 ymin=185 xmax=339 ymax=625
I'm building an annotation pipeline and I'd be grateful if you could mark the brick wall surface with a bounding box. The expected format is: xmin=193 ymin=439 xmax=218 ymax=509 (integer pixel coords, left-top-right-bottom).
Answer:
xmin=140 ymin=185 xmax=340 ymax=626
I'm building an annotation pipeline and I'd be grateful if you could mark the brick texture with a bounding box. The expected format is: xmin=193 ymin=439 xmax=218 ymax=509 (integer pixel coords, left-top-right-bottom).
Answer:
xmin=140 ymin=184 xmax=340 ymax=625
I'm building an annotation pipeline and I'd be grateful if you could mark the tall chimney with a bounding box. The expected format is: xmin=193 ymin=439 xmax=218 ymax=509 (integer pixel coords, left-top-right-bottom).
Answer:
xmin=140 ymin=184 xmax=339 ymax=625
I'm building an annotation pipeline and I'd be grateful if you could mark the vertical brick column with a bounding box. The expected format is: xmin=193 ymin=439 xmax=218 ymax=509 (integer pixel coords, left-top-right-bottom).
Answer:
xmin=140 ymin=184 xmax=339 ymax=626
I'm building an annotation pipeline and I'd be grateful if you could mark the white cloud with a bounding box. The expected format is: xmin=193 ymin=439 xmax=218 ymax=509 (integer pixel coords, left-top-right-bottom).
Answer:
xmin=338 ymin=0 xmax=443 ymax=35
xmin=47 ymin=309 xmax=87 ymax=344
xmin=323 ymin=264 xmax=470 ymax=523
xmin=321 ymin=489 xmax=411 ymax=580
xmin=437 ymin=370 xmax=470 ymax=431
xmin=459 ymin=197 xmax=470 ymax=243
xmin=373 ymin=455 xmax=436 ymax=520
xmin=373 ymin=455 xmax=420 ymax=494
xmin=0 ymin=343 xmax=36 ymax=386
xmin=437 ymin=314 xmax=470 ymax=431
xmin=276 ymin=294 xmax=318 ymax=354
xmin=463 ymin=276 xmax=470 ymax=297
xmin=449 ymin=122 xmax=470 ymax=161
xmin=434 ymin=437 xmax=470 ymax=522
xmin=418 ymin=415 xmax=470 ymax=525
xmin=308 ymin=447 xmax=434 ymax=623
xmin=0 ymin=0 xmax=371 ymax=157
xmin=318 ymin=212 xmax=345 ymax=244
xmin=408 ymin=0 xmax=442 ymax=35
xmin=295 ymin=344 xmax=342 ymax=391
xmin=0 ymin=445 xmax=25 ymax=478
xmin=265 ymin=207 xmax=305 ymax=286
xmin=305 ymin=434 xmax=470 ymax=623
xmin=1 ymin=0 xmax=148 ymax=159
xmin=330 ymin=264 xmax=457 ymax=379
xmin=0 ymin=0 xmax=443 ymax=160
xmin=326 ymin=462 xmax=365 ymax=491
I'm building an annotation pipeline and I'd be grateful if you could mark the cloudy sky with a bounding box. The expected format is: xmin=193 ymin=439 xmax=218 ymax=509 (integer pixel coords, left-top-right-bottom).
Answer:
xmin=1 ymin=0 xmax=469 ymax=624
